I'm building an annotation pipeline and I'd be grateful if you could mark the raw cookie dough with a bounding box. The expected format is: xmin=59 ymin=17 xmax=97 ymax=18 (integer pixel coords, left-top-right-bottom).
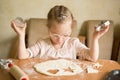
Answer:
xmin=34 ymin=59 xmax=83 ymax=76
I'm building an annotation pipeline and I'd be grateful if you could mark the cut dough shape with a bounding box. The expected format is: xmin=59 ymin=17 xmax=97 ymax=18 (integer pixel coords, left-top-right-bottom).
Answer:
xmin=34 ymin=59 xmax=83 ymax=76
xmin=87 ymin=66 xmax=98 ymax=73
xmin=93 ymin=63 xmax=102 ymax=68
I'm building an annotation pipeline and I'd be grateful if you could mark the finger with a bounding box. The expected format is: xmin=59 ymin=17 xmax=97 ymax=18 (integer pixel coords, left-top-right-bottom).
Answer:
xmin=99 ymin=26 xmax=109 ymax=34
xmin=11 ymin=20 xmax=19 ymax=33
xmin=11 ymin=20 xmax=16 ymax=28
xmin=21 ymin=23 xmax=27 ymax=31
xmin=104 ymin=25 xmax=109 ymax=32
xmin=24 ymin=23 xmax=27 ymax=29
xmin=11 ymin=21 xmax=15 ymax=29
xmin=105 ymin=25 xmax=109 ymax=30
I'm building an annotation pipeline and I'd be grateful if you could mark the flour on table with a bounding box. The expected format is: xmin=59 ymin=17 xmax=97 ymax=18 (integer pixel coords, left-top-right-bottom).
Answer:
xmin=23 ymin=68 xmax=35 ymax=75
xmin=34 ymin=59 xmax=83 ymax=76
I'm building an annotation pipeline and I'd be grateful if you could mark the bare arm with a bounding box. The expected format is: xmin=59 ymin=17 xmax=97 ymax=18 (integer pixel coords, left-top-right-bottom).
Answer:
xmin=89 ymin=25 xmax=109 ymax=61
xmin=11 ymin=21 xmax=30 ymax=59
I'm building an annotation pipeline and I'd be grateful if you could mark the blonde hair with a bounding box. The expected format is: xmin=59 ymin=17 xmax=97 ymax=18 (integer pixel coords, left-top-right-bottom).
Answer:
xmin=47 ymin=5 xmax=73 ymax=28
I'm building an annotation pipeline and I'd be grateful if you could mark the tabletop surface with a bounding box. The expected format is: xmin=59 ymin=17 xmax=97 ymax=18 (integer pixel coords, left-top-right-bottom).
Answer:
xmin=0 ymin=58 xmax=120 ymax=80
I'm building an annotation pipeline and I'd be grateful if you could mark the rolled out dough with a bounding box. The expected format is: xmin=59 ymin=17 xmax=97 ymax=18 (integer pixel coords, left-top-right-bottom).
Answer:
xmin=34 ymin=59 xmax=83 ymax=76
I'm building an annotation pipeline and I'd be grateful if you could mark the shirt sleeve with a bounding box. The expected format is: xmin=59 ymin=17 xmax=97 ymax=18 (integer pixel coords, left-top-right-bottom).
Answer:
xmin=27 ymin=40 xmax=41 ymax=58
xmin=74 ymin=38 xmax=92 ymax=61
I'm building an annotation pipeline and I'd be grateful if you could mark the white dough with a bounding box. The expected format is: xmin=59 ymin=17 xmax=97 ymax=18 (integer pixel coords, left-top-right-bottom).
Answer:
xmin=86 ymin=66 xmax=98 ymax=73
xmin=34 ymin=59 xmax=83 ymax=76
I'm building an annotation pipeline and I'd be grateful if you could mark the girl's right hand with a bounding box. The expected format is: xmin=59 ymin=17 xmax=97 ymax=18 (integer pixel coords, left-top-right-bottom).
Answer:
xmin=11 ymin=20 xmax=27 ymax=36
xmin=93 ymin=25 xmax=109 ymax=40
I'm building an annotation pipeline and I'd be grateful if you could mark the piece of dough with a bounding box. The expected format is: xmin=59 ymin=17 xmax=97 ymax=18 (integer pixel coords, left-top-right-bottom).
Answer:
xmin=34 ymin=59 xmax=83 ymax=76
xmin=86 ymin=66 xmax=98 ymax=73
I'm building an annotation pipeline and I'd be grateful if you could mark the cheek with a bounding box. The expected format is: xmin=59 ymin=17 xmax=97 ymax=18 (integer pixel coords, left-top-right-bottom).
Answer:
xmin=50 ymin=37 xmax=57 ymax=42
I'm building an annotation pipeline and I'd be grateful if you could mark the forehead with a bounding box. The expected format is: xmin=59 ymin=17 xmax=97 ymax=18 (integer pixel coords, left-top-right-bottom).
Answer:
xmin=49 ymin=20 xmax=72 ymax=34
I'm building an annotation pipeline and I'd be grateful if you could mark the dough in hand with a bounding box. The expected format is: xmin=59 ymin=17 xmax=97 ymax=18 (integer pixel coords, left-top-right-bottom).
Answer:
xmin=34 ymin=59 xmax=83 ymax=76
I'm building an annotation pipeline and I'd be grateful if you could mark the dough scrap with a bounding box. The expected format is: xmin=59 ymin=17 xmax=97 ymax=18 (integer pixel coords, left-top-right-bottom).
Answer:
xmin=86 ymin=66 xmax=98 ymax=73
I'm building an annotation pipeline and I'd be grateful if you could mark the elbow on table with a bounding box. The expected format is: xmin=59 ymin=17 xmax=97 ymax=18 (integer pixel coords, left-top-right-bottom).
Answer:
xmin=18 ymin=51 xmax=30 ymax=59
xmin=90 ymin=57 xmax=98 ymax=62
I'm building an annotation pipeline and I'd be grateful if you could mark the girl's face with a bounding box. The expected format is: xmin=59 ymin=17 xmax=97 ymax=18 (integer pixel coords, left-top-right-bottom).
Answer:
xmin=49 ymin=20 xmax=72 ymax=45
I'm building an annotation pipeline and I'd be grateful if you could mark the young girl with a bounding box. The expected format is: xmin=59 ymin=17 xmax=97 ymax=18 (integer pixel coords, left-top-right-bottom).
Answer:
xmin=11 ymin=5 xmax=109 ymax=61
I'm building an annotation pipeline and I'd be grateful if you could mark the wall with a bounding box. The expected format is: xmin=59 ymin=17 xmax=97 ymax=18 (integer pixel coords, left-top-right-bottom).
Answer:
xmin=0 ymin=0 xmax=120 ymax=59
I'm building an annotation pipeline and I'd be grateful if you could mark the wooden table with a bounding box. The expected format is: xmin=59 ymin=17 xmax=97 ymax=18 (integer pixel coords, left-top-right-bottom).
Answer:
xmin=0 ymin=58 xmax=120 ymax=80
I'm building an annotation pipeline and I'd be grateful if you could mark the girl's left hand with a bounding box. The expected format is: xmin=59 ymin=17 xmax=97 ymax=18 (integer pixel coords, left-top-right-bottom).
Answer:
xmin=93 ymin=25 xmax=109 ymax=39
